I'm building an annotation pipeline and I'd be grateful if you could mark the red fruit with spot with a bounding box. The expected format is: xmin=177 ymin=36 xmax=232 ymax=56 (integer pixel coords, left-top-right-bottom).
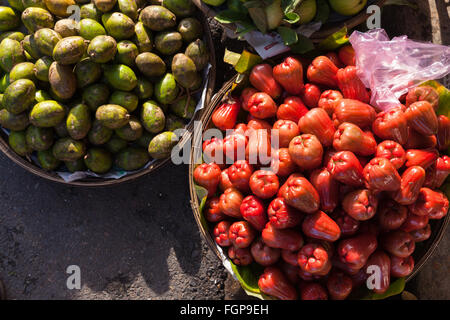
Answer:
xmin=363 ymin=157 xmax=401 ymax=192
xmin=193 ymin=163 xmax=222 ymax=197
xmin=300 ymin=83 xmax=321 ymax=108
xmin=258 ymin=267 xmax=298 ymax=300
xmin=288 ymin=134 xmax=323 ymax=170
xmin=391 ymin=166 xmax=426 ymax=205
xmin=214 ymin=221 xmax=232 ymax=247
xmin=410 ymin=224 xmax=431 ymax=242
xmin=336 ymin=66 xmax=370 ymax=103
xmin=400 ymin=210 xmax=429 ymax=232
xmin=405 ymin=148 xmax=439 ymax=169
xmin=279 ymin=175 xmax=320 ymax=214
xmin=310 ymin=167 xmax=339 ymax=213
xmin=338 ymin=45 xmax=356 ymax=66
xmin=372 ymin=106 xmax=408 ymax=145
xmin=298 ymin=108 xmax=336 ymax=147
xmin=240 ymin=195 xmax=268 ymax=231
xmin=277 ymin=96 xmax=309 ymax=123
xmin=381 ymin=230 xmax=415 ymax=258
xmin=307 ymin=56 xmax=339 ymax=88
xmin=333 ymin=99 xmax=376 ymax=129
xmin=250 ymin=238 xmax=281 ymax=266
xmin=327 ymin=151 xmax=364 ymax=186
xmin=250 ymin=64 xmax=282 ymax=99
xmin=318 ymin=90 xmax=343 ymax=116
xmin=228 ymin=246 xmax=253 ymax=266
xmin=270 ymin=148 xmax=297 ymax=177
xmin=390 ymin=255 xmax=414 ymax=278
xmin=337 ymin=232 xmax=378 ymax=270
xmin=262 ymin=222 xmax=304 ymax=251
xmin=273 ymin=119 xmax=300 ymax=148
xmin=409 ymin=187 xmax=449 ymax=219
xmin=405 ymin=86 xmax=440 ymax=110
xmin=404 ymin=101 xmax=438 ymax=136
xmin=302 ymin=211 xmax=341 ymax=242
xmin=240 ymin=87 xmax=258 ymax=111
xmin=227 ymin=160 xmax=253 ymax=193
xmin=342 ymin=189 xmax=378 ymax=221
xmin=331 ymin=209 xmax=360 ymax=237
xmin=203 ymin=137 xmax=225 ymax=167
xmin=333 ymin=122 xmax=377 ymax=156
xmin=375 ymin=140 xmax=406 ymax=169
xmin=249 ymin=170 xmax=280 ymax=199
xmin=267 ymin=197 xmax=303 ymax=229
xmin=204 ymin=197 xmax=226 ymax=223
xmin=219 ymin=187 xmax=244 ymax=218
xmin=377 ymin=199 xmax=408 ymax=231
xmin=212 ymin=97 xmax=241 ymax=130
xmin=297 ymin=243 xmax=331 ymax=275
xmin=229 ymin=221 xmax=256 ymax=249
xmin=248 ymin=92 xmax=278 ymax=119
xmin=273 ymin=56 xmax=304 ymax=95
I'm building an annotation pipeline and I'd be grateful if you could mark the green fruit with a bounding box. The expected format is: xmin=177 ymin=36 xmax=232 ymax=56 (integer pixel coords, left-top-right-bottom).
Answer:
xmin=135 ymin=52 xmax=166 ymax=78
xmin=21 ymin=7 xmax=55 ymax=33
xmin=139 ymin=5 xmax=176 ymax=31
xmin=133 ymin=22 xmax=153 ymax=53
xmin=202 ymin=0 xmax=226 ymax=6
xmin=118 ymin=0 xmax=138 ymax=21
xmin=87 ymin=35 xmax=117 ymax=63
xmin=8 ymin=0 xmax=25 ymax=12
xmin=115 ymin=40 xmax=139 ymax=67
xmin=66 ymin=103 xmax=91 ymax=140
xmin=82 ymin=83 xmax=110 ymax=111
xmin=65 ymin=158 xmax=86 ymax=172
xmin=115 ymin=147 xmax=149 ymax=170
xmin=0 ymin=31 xmax=25 ymax=42
xmin=136 ymin=131 xmax=154 ymax=148
xmin=154 ymin=31 xmax=182 ymax=55
xmin=134 ymin=77 xmax=153 ymax=100
xmin=9 ymin=130 xmax=33 ymax=156
xmin=84 ymin=148 xmax=113 ymax=173
xmin=54 ymin=19 xmax=79 ymax=38
xmin=165 ymin=114 xmax=184 ymax=131
xmin=53 ymin=137 xmax=86 ymax=161
xmin=0 ymin=109 xmax=29 ymax=131
xmin=329 ymin=0 xmax=367 ymax=16
xmin=88 ymin=119 xmax=113 ymax=145
xmin=34 ymin=28 xmax=62 ymax=57
xmin=148 ymin=131 xmax=177 ymax=159
xmin=170 ymin=95 xmax=196 ymax=119
xmin=0 ymin=38 xmax=25 ymax=72
xmin=294 ymin=0 xmax=317 ymax=24
xmin=103 ymin=64 xmax=137 ymax=91
xmin=171 ymin=53 xmax=199 ymax=89
xmin=115 ymin=115 xmax=142 ymax=141
xmin=154 ymin=73 xmax=179 ymax=105
xmin=78 ymin=18 xmax=106 ymax=40
xmin=80 ymin=3 xmax=102 ymax=21
xmin=95 ymin=104 xmax=130 ymax=129
xmin=38 ymin=149 xmax=61 ymax=170
xmin=109 ymin=90 xmax=138 ymax=112
xmin=141 ymin=100 xmax=165 ymax=133
xmin=0 ymin=74 xmax=9 ymax=92
xmin=35 ymin=89 xmax=51 ymax=102
xmin=30 ymin=100 xmax=66 ymax=127
xmin=74 ymin=58 xmax=102 ymax=88
xmin=178 ymin=18 xmax=202 ymax=43
xmin=22 ymin=0 xmax=48 ymax=9
xmin=9 ymin=62 xmax=36 ymax=82
xmin=102 ymin=12 xmax=135 ymax=40
xmin=34 ymin=56 xmax=53 ymax=82
xmin=21 ymin=34 xmax=41 ymax=60
xmin=265 ymin=0 xmax=283 ymax=30
xmin=105 ymin=134 xmax=127 ymax=153
xmin=185 ymin=39 xmax=209 ymax=71
xmin=52 ymin=36 xmax=87 ymax=65
xmin=3 ymin=79 xmax=36 ymax=114
xmin=48 ymin=62 xmax=77 ymax=100
xmin=0 ymin=6 xmax=20 ymax=32
xmin=43 ymin=0 xmax=76 ymax=18
xmin=93 ymin=0 xmax=117 ymax=13
xmin=163 ymin=0 xmax=194 ymax=17
xmin=25 ymin=125 xmax=54 ymax=151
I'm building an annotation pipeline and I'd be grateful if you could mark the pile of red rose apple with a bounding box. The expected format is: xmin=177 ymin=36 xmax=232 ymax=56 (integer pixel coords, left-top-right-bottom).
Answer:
xmin=194 ymin=44 xmax=450 ymax=300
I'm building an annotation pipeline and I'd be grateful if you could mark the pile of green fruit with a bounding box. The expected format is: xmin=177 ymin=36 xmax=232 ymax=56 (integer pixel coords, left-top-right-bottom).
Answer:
xmin=0 ymin=0 xmax=209 ymax=175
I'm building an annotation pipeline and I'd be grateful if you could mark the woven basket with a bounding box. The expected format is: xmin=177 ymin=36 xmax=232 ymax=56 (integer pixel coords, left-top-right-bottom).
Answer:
xmin=192 ymin=0 xmax=387 ymax=42
xmin=0 ymin=4 xmax=216 ymax=187
xmin=189 ymin=74 xmax=450 ymax=295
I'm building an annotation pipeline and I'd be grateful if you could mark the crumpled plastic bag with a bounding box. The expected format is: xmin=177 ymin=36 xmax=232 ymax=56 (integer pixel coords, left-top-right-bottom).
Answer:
xmin=349 ymin=29 xmax=450 ymax=111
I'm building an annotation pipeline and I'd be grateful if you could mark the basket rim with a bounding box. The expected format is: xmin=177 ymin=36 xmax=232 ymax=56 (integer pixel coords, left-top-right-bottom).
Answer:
xmin=188 ymin=73 xmax=450 ymax=289
xmin=0 ymin=6 xmax=217 ymax=187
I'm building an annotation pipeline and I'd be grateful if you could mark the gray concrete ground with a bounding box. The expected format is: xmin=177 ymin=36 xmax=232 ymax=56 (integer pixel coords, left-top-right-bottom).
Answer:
xmin=0 ymin=0 xmax=449 ymax=300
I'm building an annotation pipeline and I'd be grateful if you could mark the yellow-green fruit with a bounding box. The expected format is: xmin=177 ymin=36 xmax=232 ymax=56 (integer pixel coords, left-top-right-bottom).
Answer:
xmin=0 ymin=31 xmax=25 ymax=42
xmin=93 ymin=0 xmax=117 ymax=13
xmin=21 ymin=34 xmax=41 ymax=60
xmin=74 ymin=58 xmax=102 ymax=88
xmin=135 ymin=52 xmax=166 ymax=78
xmin=0 ymin=7 xmax=20 ymax=32
xmin=105 ymin=134 xmax=127 ymax=153
xmin=80 ymin=3 xmax=102 ymax=20
xmin=295 ymin=0 xmax=317 ymax=24
xmin=84 ymin=147 xmax=112 ymax=173
xmin=82 ymin=83 xmax=110 ymax=111
xmin=0 ymin=109 xmax=29 ymax=131
xmin=0 ymin=74 xmax=10 ymax=92
xmin=22 ymin=0 xmax=48 ymax=9
xmin=115 ymin=115 xmax=143 ymax=141
xmin=185 ymin=39 xmax=209 ymax=71
xmin=44 ymin=0 xmax=76 ymax=17
xmin=65 ymin=158 xmax=86 ymax=172
xmin=154 ymin=31 xmax=182 ymax=55
xmin=66 ymin=103 xmax=91 ymax=140
xmin=25 ymin=125 xmax=54 ymax=151
xmin=21 ymin=7 xmax=55 ymax=33
xmin=9 ymin=130 xmax=33 ymax=156
xmin=95 ymin=104 xmax=130 ymax=129
xmin=38 ymin=149 xmax=61 ymax=170
xmin=3 ymin=79 xmax=36 ymax=114
xmin=87 ymin=35 xmax=117 ymax=63
xmin=103 ymin=64 xmax=137 ymax=92
xmin=9 ymin=62 xmax=36 ymax=82
xmin=170 ymin=95 xmax=196 ymax=119
xmin=178 ymin=18 xmax=202 ymax=43
xmin=53 ymin=36 xmax=87 ymax=65
xmin=30 ymin=100 xmax=66 ymax=127
xmin=141 ymin=100 xmax=165 ymax=133
xmin=118 ymin=0 xmax=138 ymax=21
xmin=53 ymin=137 xmax=86 ymax=161
xmin=54 ymin=19 xmax=79 ymax=37
xmin=115 ymin=147 xmax=149 ymax=170
xmin=139 ymin=5 xmax=176 ymax=31
xmin=109 ymin=91 xmax=138 ymax=112
xmin=171 ymin=53 xmax=200 ymax=90
xmin=163 ymin=0 xmax=194 ymax=17
xmin=154 ymin=73 xmax=178 ymax=105
xmin=88 ymin=119 xmax=113 ymax=145
xmin=8 ymin=0 xmax=25 ymax=12
xmin=34 ymin=56 xmax=53 ymax=82
xmin=148 ymin=131 xmax=177 ymax=159
xmin=48 ymin=62 xmax=77 ymax=100
xmin=265 ymin=0 xmax=283 ymax=30
xmin=133 ymin=22 xmax=153 ymax=53
xmin=78 ymin=18 xmax=106 ymax=40
xmin=0 ymin=38 xmax=25 ymax=72
xmin=34 ymin=28 xmax=62 ymax=56
xmin=115 ymin=40 xmax=139 ymax=67
xmin=134 ymin=77 xmax=153 ymax=100
xmin=102 ymin=12 xmax=135 ymax=40
xmin=35 ymin=89 xmax=51 ymax=102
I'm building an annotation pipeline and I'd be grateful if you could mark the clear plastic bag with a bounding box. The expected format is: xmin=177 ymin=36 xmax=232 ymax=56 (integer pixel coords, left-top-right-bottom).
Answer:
xmin=349 ymin=29 xmax=450 ymax=111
